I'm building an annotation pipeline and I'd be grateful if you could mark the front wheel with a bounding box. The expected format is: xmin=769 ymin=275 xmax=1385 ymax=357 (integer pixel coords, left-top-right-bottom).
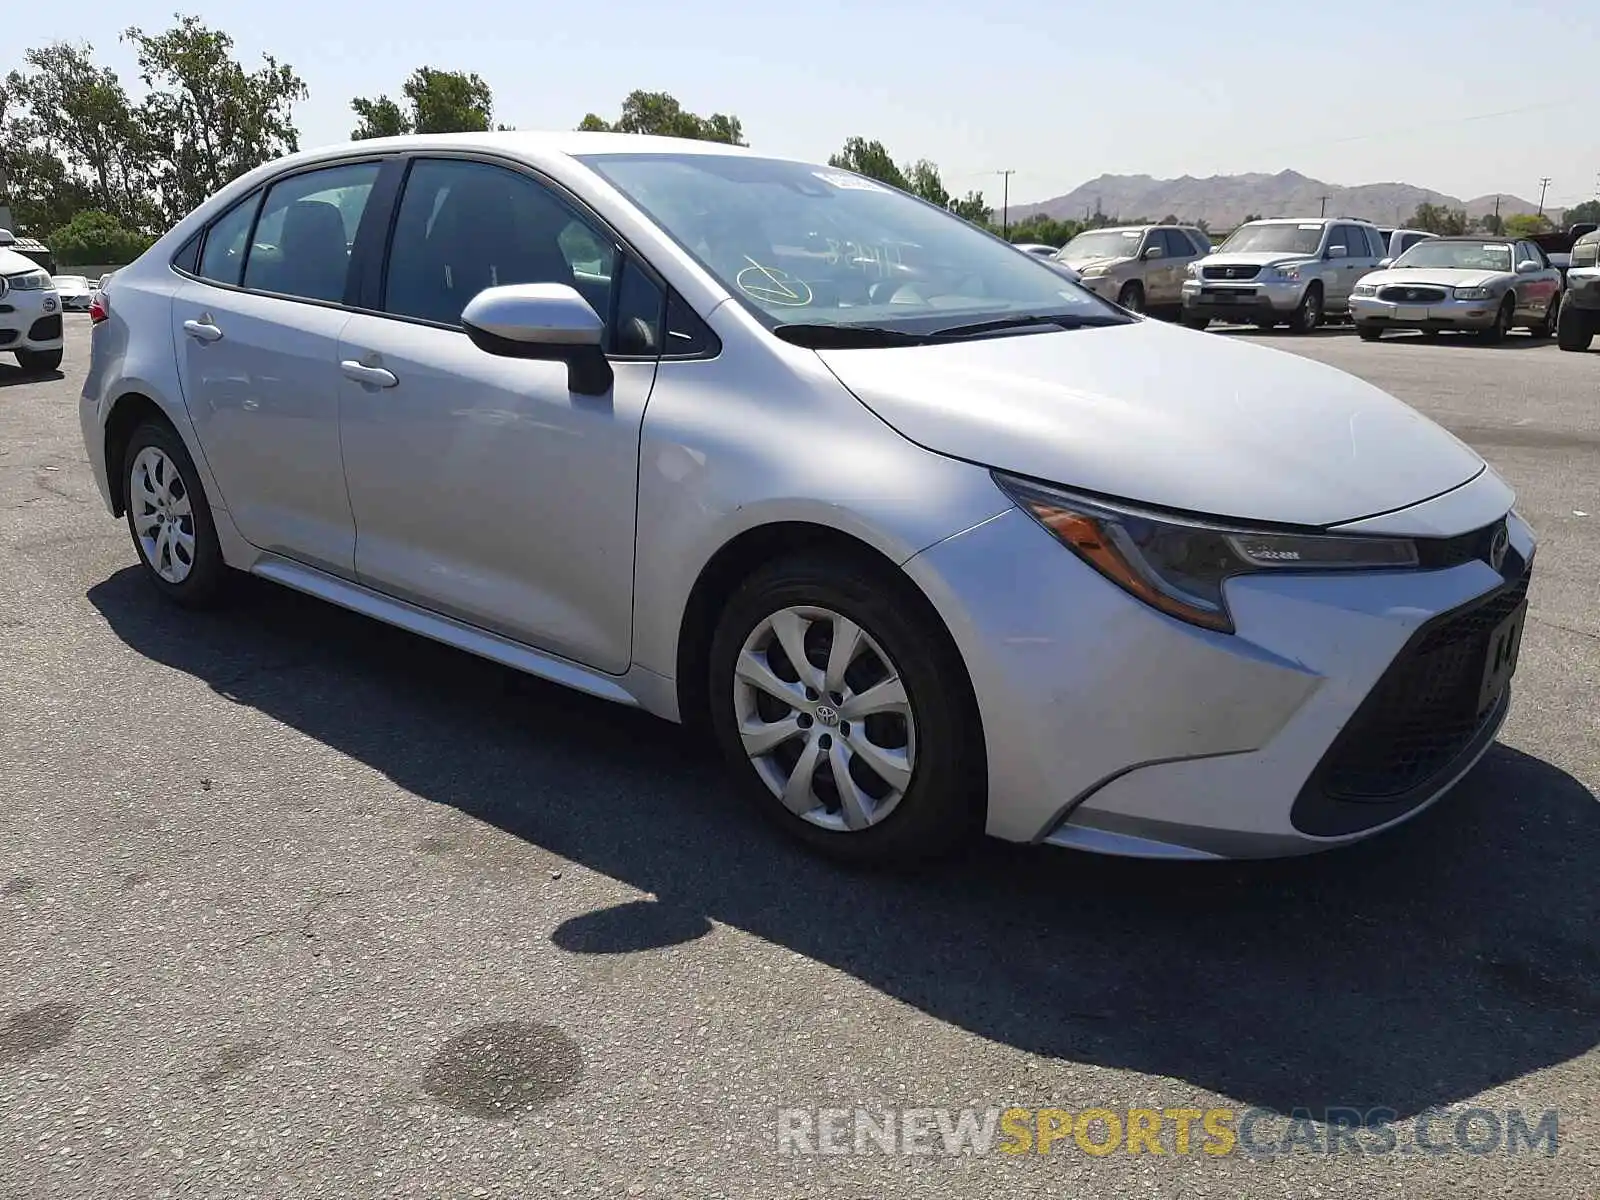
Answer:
xmin=15 ymin=348 xmax=62 ymax=373
xmin=1557 ymin=303 xmax=1595 ymax=352
xmin=707 ymin=554 xmax=984 ymax=867
xmin=1289 ymin=286 xmax=1323 ymax=334
xmin=1529 ymin=293 xmax=1560 ymax=339
xmin=123 ymin=420 xmax=230 ymax=609
xmin=1356 ymin=323 xmax=1384 ymax=342
xmin=1480 ymin=296 xmax=1515 ymax=344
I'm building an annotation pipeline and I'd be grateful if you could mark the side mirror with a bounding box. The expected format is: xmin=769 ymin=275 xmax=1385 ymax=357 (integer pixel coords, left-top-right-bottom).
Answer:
xmin=1327 ymin=244 xmax=1348 ymax=259
xmin=1516 ymin=260 xmax=1540 ymax=275
xmin=1141 ymin=245 xmax=1165 ymax=260
xmin=460 ymin=283 xmax=613 ymax=396
xmin=0 ymin=228 xmax=14 ymax=247
xmin=1378 ymin=257 xmax=1393 ymax=269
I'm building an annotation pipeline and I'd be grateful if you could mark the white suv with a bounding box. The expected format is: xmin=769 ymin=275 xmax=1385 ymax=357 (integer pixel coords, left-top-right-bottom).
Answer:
xmin=0 ymin=230 xmax=64 ymax=372
xmin=1182 ymin=218 xmax=1386 ymax=332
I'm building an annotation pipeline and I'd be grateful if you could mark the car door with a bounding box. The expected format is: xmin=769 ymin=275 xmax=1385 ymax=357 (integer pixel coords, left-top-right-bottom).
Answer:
xmin=1325 ymin=226 xmax=1366 ymax=307
xmin=171 ymin=159 xmax=383 ymax=577
xmin=336 ymin=155 xmax=663 ymax=674
xmin=1515 ymin=241 xmax=1558 ymax=319
xmin=1157 ymin=229 xmax=1192 ymax=304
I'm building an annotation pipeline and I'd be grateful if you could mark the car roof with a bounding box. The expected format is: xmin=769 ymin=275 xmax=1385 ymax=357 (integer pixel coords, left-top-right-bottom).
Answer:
xmin=1246 ymin=216 xmax=1374 ymax=226
xmin=292 ymin=130 xmax=769 ymax=169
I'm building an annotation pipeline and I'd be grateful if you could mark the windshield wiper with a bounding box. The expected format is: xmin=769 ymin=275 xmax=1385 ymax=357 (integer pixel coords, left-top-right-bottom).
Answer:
xmin=772 ymin=324 xmax=929 ymax=349
xmin=929 ymin=313 xmax=1126 ymax=339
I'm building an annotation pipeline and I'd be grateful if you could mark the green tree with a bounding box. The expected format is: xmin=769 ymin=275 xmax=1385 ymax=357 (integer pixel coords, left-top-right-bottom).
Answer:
xmin=1409 ymin=202 xmax=1468 ymax=235
xmin=950 ymin=191 xmax=991 ymax=226
xmin=4 ymin=42 xmax=152 ymax=230
xmin=579 ymin=90 xmax=746 ymax=144
xmin=1007 ymin=213 xmax=1082 ymax=248
xmin=125 ymin=16 xmax=306 ymax=224
xmin=1564 ymin=199 xmax=1600 ymax=227
xmin=48 ymin=208 xmax=154 ymax=264
xmin=901 ymin=158 xmax=949 ymax=208
xmin=1479 ymin=212 xmax=1505 ymax=235
xmin=350 ymin=67 xmax=495 ymax=139
xmin=1502 ymin=212 xmax=1554 ymax=238
xmin=827 ymin=138 xmax=907 ymax=189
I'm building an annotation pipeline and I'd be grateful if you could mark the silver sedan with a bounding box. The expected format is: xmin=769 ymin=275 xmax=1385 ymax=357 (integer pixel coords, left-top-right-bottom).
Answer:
xmin=1350 ymin=237 xmax=1563 ymax=342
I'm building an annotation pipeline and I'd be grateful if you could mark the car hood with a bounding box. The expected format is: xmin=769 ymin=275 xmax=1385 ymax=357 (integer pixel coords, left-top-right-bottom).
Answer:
xmin=0 ymin=247 xmax=45 ymax=276
xmin=1200 ymin=250 xmax=1321 ymax=268
xmin=1061 ymin=253 xmax=1134 ymax=270
xmin=1363 ymin=268 xmax=1509 ymax=289
xmin=817 ymin=319 xmax=1485 ymax=527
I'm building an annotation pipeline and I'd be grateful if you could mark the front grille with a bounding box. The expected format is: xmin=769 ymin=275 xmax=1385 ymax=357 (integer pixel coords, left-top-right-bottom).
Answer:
xmin=1377 ymin=285 xmax=1448 ymax=304
xmin=28 ymin=315 xmax=62 ymax=341
xmin=1319 ymin=571 xmax=1528 ymax=803
xmin=0 ymin=329 xmax=15 ymax=346
xmin=1203 ymin=264 xmax=1261 ymax=280
xmin=1200 ymin=287 xmax=1258 ymax=297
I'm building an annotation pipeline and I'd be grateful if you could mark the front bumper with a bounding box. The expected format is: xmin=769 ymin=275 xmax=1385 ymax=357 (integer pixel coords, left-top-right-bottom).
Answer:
xmin=0 ymin=290 xmax=64 ymax=351
xmin=1350 ymin=292 xmax=1501 ymax=330
xmin=902 ymin=477 xmax=1534 ymax=859
xmin=1563 ymin=266 xmax=1600 ymax=314
xmin=1182 ymin=276 xmax=1304 ymax=318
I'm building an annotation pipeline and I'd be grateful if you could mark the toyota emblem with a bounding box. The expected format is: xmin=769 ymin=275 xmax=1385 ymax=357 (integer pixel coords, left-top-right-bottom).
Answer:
xmin=1488 ymin=523 xmax=1509 ymax=572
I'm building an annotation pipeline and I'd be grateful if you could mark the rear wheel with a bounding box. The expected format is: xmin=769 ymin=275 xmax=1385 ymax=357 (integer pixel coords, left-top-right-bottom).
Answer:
xmin=707 ymin=554 xmax=984 ymax=867
xmin=122 ymin=420 xmax=230 ymax=609
xmin=1557 ymin=303 xmax=1595 ymax=352
xmin=1530 ymin=293 xmax=1560 ymax=339
xmin=14 ymin=348 xmax=62 ymax=373
xmin=1356 ymin=323 xmax=1384 ymax=342
xmin=1289 ymin=285 xmax=1323 ymax=334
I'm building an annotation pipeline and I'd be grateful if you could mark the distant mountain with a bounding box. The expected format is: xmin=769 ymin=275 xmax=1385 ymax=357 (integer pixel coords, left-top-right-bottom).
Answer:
xmin=1009 ymin=169 xmax=1542 ymax=229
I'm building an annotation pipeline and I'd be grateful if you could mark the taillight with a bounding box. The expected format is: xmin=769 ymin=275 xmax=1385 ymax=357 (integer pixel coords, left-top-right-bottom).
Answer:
xmin=89 ymin=293 xmax=108 ymax=324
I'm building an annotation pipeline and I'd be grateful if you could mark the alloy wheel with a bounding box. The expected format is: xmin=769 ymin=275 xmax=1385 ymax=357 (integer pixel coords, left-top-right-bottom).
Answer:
xmin=732 ymin=605 xmax=916 ymax=832
xmin=129 ymin=446 xmax=196 ymax=584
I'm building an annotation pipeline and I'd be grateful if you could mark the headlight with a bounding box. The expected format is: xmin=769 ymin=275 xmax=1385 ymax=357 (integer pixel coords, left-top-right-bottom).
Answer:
xmin=1078 ymin=265 xmax=1107 ymax=278
xmin=1186 ymin=262 xmax=1202 ymax=278
xmin=4 ymin=269 xmax=54 ymax=291
xmin=1453 ymin=286 xmax=1493 ymax=300
xmin=1267 ymin=264 xmax=1302 ymax=281
xmin=1352 ymin=283 xmax=1378 ymax=297
xmin=993 ymin=473 xmax=1420 ymax=634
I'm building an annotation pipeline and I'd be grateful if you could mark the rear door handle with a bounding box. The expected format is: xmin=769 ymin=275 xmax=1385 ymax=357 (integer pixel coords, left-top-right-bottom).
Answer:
xmin=340 ymin=360 xmax=398 ymax=388
xmin=182 ymin=318 xmax=223 ymax=343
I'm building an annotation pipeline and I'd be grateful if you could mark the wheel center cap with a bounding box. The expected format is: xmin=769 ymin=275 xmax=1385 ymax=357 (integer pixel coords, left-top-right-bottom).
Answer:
xmin=814 ymin=704 xmax=840 ymax=728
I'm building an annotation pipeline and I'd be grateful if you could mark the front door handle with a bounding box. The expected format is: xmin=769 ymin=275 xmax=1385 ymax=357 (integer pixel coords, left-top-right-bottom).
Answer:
xmin=182 ymin=318 xmax=223 ymax=343
xmin=340 ymin=360 xmax=398 ymax=388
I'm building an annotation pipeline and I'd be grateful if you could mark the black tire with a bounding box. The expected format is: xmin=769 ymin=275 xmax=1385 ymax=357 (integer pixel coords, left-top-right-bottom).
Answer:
xmin=707 ymin=553 xmax=985 ymax=867
xmin=1289 ymin=285 xmax=1323 ymax=334
xmin=1116 ymin=281 xmax=1145 ymax=314
xmin=1480 ymin=296 xmax=1514 ymax=344
xmin=1529 ymin=293 xmax=1560 ymax=339
xmin=1180 ymin=312 xmax=1210 ymax=331
xmin=1356 ymin=323 xmax=1384 ymax=342
xmin=1557 ymin=303 xmax=1595 ymax=352
xmin=15 ymin=348 xmax=62 ymax=373
xmin=122 ymin=419 xmax=230 ymax=609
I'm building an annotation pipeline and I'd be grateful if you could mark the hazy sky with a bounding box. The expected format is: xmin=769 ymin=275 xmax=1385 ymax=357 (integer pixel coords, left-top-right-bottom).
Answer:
xmin=21 ymin=0 xmax=1600 ymax=210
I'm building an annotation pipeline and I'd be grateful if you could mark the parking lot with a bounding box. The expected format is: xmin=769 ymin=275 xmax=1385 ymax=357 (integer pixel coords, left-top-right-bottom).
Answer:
xmin=2 ymin=317 xmax=1597 ymax=1197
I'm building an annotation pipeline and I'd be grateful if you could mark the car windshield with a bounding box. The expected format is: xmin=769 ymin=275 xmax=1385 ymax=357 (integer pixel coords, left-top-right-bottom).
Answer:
xmin=1218 ymin=224 xmax=1325 ymax=255
xmin=1057 ymin=229 xmax=1144 ymax=261
xmin=579 ymin=152 xmax=1122 ymax=334
xmin=1392 ymin=241 xmax=1513 ymax=272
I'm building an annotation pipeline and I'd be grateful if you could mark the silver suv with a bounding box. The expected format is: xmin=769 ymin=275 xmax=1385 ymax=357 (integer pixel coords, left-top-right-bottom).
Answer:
xmin=1054 ymin=224 xmax=1210 ymax=315
xmin=1181 ymin=217 xmax=1386 ymax=332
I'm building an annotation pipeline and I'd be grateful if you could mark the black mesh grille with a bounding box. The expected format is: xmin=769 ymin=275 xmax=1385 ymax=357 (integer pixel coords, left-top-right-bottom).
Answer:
xmin=1203 ymin=264 xmax=1261 ymax=280
xmin=1320 ymin=573 xmax=1528 ymax=802
xmin=1378 ymin=286 xmax=1448 ymax=303
xmin=28 ymin=315 xmax=62 ymax=341
xmin=0 ymin=329 xmax=16 ymax=346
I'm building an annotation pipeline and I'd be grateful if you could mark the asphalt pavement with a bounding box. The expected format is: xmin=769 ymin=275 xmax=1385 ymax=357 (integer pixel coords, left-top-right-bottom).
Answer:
xmin=2 ymin=317 xmax=1596 ymax=1198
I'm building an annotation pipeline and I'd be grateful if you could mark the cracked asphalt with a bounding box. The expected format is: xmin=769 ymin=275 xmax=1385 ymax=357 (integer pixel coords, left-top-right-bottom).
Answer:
xmin=2 ymin=318 xmax=1597 ymax=1198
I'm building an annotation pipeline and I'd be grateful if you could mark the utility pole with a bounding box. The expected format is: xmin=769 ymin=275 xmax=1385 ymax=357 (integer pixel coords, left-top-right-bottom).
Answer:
xmin=996 ymin=169 xmax=1015 ymax=235
xmin=1318 ymin=194 xmax=1329 ymax=217
xmin=1537 ymin=177 xmax=1551 ymax=217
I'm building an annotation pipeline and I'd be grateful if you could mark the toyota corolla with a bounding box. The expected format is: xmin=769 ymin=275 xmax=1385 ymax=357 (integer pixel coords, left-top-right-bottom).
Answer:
xmin=80 ymin=133 xmax=1534 ymax=865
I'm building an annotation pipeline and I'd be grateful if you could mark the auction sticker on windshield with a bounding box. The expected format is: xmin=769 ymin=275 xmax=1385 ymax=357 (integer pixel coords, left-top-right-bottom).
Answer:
xmin=813 ymin=171 xmax=890 ymax=193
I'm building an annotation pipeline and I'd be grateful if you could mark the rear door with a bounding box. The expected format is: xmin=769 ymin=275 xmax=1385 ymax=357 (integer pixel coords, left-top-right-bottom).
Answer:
xmin=171 ymin=159 xmax=384 ymax=577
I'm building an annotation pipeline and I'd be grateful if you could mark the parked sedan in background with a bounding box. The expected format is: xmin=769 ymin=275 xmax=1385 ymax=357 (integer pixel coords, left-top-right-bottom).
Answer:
xmin=1055 ymin=224 xmax=1209 ymax=315
xmin=52 ymin=274 xmax=95 ymax=311
xmin=1350 ymin=237 xmax=1563 ymax=342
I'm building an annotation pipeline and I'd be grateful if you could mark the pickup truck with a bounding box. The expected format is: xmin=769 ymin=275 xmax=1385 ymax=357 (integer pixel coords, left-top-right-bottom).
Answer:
xmin=1529 ymin=222 xmax=1600 ymax=278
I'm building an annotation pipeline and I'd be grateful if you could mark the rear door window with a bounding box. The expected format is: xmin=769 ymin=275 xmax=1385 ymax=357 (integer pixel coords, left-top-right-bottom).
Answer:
xmin=242 ymin=162 xmax=381 ymax=303
xmin=197 ymin=195 xmax=262 ymax=287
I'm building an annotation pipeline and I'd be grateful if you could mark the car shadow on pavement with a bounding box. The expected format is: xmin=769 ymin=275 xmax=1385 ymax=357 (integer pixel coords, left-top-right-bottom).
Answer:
xmin=0 ymin=366 xmax=66 ymax=388
xmin=89 ymin=567 xmax=1600 ymax=1120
